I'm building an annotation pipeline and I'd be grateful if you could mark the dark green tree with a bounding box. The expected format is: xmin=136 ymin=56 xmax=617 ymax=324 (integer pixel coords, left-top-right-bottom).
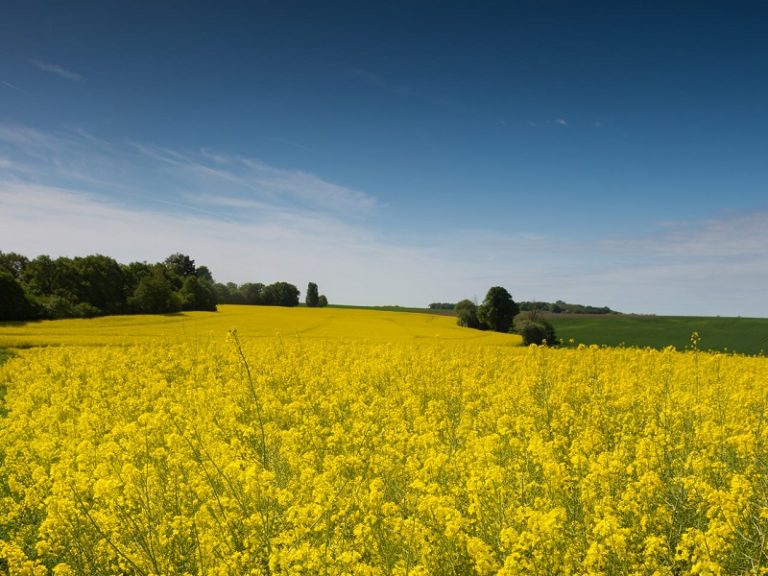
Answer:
xmin=455 ymin=299 xmax=481 ymax=329
xmin=478 ymin=286 xmax=519 ymax=333
xmin=0 ymin=269 xmax=36 ymax=321
xmin=240 ymin=282 xmax=265 ymax=305
xmin=23 ymin=255 xmax=57 ymax=296
xmin=164 ymin=253 xmax=197 ymax=277
xmin=262 ymin=282 xmax=300 ymax=307
xmin=70 ymin=255 xmax=127 ymax=315
xmin=178 ymin=276 xmax=217 ymax=311
xmin=129 ymin=267 xmax=181 ymax=314
xmin=195 ymin=265 xmax=214 ymax=283
xmin=318 ymin=294 xmax=328 ymax=307
xmin=0 ymin=251 xmax=29 ymax=280
xmin=305 ymin=282 xmax=319 ymax=307
xmin=514 ymin=311 xmax=557 ymax=345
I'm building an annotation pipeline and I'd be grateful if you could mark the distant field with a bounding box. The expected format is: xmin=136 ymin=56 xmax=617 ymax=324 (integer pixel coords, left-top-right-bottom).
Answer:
xmin=0 ymin=304 xmax=521 ymax=348
xmin=549 ymin=314 xmax=768 ymax=355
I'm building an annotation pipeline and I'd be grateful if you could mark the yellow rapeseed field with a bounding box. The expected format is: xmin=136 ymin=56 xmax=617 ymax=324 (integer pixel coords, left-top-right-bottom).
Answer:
xmin=1 ymin=307 xmax=767 ymax=575
xmin=0 ymin=305 xmax=521 ymax=348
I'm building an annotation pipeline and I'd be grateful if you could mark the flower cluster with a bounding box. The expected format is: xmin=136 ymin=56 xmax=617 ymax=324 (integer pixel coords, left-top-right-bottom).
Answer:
xmin=1 ymin=339 xmax=767 ymax=574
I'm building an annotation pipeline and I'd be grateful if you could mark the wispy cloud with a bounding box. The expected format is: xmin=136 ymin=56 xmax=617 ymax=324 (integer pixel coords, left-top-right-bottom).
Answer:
xmin=554 ymin=118 xmax=568 ymax=126
xmin=1 ymin=122 xmax=766 ymax=315
xmin=2 ymin=80 xmax=24 ymax=92
xmin=30 ymin=59 xmax=83 ymax=81
xmin=133 ymin=143 xmax=377 ymax=216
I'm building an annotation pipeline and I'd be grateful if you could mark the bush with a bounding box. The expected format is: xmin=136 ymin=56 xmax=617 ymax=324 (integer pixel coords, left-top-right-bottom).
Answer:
xmin=514 ymin=312 xmax=558 ymax=345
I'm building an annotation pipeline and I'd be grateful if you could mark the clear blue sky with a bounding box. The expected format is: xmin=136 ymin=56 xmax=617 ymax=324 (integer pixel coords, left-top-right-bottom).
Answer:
xmin=2 ymin=1 xmax=767 ymax=315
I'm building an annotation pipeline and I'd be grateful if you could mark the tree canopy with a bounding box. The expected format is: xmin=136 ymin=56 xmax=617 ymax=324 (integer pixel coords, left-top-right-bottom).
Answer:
xmin=478 ymin=286 xmax=519 ymax=333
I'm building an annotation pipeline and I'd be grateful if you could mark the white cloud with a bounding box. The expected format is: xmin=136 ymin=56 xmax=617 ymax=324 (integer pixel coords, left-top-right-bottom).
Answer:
xmin=1 ymin=122 xmax=766 ymax=316
xmin=30 ymin=60 xmax=83 ymax=81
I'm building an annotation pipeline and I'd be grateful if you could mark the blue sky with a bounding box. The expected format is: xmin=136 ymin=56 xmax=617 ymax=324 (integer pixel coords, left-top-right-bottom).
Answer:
xmin=1 ymin=1 xmax=767 ymax=315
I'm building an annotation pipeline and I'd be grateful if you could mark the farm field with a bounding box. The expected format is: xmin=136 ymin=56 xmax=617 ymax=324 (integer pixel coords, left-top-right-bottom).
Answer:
xmin=1 ymin=306 xmax=768 ymax=575
xmin=0 ymin=305 xmax=521 ymax=349
xmin=548 ymin=314 xmax=768 ymax=356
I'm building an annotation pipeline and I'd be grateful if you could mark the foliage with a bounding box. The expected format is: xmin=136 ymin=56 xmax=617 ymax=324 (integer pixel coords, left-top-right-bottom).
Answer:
xmin=478 ymin=286 xmax=519 ymax=333
xmin=128 ymin=267 xmax=182 ymax=314
xmin=305 ymin=282 xmax=319 ymax=307
xmin=0 ymin=251 xmax=218 ymax=321
xmin=261 ymin=282 xmax=300 ymax=307
xmin=1 ymin=334 xmax=767 ymax=574
xmin=520 ymin=300 xmax=617 ymax=314
xmin=514 ymin=311 xmax=557 ymax=345
xmin=0 ymin=269 xmax=36 ymax=321
xmin=317 ymin=294 xmax=328 ymax=307
xmin=455 ymin=299 xmax=481 ymax=329
xmin=428 ymin=302 xmax=455 ymax=310
xmin=178 ymin=276 xmax=217 ymax=312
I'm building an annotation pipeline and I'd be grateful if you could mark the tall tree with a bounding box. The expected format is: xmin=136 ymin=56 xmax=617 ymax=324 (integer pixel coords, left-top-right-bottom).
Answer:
xmin=478 ymin=286 xmax=519 ymax=333
xmin=305 ymin=282 xmax=319 ymax=307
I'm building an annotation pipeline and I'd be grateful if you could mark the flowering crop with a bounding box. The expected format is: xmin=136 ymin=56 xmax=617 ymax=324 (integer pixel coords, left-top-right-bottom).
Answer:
xmin=1 ymin=323 xmax=767 ymax=574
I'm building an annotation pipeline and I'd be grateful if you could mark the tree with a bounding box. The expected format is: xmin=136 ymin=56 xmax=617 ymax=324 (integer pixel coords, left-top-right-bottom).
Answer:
xmin=23 ymin=255 xmax=57 ymax=296
xmin=455 ymin=299 xmax=481 ymax=329
xmin=318 ymin=294 xmax=328 ymax=307
xmin=69 ymin=254 xmax=127 ymax=315
xmin=478 ymin=286 xmax=519 ymax=333
xmin=261 ymin=282 xmax=300 ymax=307
xmin=305 ymin=282 xmax=319 ymax=307
xmin=179 ymin=276 xmax=217 ymax=311
xmin=0 ymin=269 xmax=36 ymax=321
xmin=514 ymin=311 xmax=557 ymax=345
xmin=195 ymin=265 xmax=214 ymax=283
xmin=0 ymin=251 xmax=29 ymax=280
xmin=164 ymin=253 xmax=196 ymax=289
xmin=129 ymin=267 xmax=181 ymax=314
xmin=240 ymin=282 xmax=265 ymax=305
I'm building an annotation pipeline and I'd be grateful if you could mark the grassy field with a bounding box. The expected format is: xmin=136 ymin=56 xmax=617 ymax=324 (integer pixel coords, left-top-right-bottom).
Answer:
xmin=0 ymin=304 xmax=521 ymax=349
xmin=548 ymin=314 xmax=768 ymax=355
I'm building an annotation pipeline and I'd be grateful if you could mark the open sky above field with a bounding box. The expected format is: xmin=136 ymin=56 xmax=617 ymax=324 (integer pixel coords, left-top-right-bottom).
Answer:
xmin=1 ymin=1 xmax=767 ymax=316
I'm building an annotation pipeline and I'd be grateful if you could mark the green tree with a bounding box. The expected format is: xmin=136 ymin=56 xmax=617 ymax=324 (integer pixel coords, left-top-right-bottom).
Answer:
xmin=262 ymin=282 xmax=300 ymax=307
xmin=195 ymin=265 xmax=214 ymax=283
xmin=178 ymin=276 xmax=217 ymax=311
xmin=0 ymin=251 xmax=29 ymax=280
xmin=455 ymin=299 xmax=481 ymax=329
xmin=478 ymin=286 xmax=519 ymax=333
xmin=305 ymin=282 xmax=319 ymax=307
xmin=0 ymin=269 xmax=36 ymax=321
xmin=514 ymin=311 xmax=557 ymax=345
xmin=129 ymin=267 xmax=181 ymax=314
xmin=70 ymin=254 xmax=127 ymax=315
xmin=164 ymin=253 xmax=197 ymax=278
xmin=23 ymin=255 xmax=57 ymax=296
xmin=240 ymin=282 xmax=265 ymax=305
xmin=318 ymin=294 xmax=328 ymax=307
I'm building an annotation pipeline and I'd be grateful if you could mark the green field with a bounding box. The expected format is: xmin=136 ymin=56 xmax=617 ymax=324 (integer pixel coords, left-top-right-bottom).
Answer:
xmin=549 ymin=314 xmax=768 ymax=355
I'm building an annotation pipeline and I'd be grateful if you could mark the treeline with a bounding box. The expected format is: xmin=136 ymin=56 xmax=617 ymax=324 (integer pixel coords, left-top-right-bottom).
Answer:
xmin=212 ymin=281 xmax=327 ymax=308
xmin=0 ymin=251 xmax=327 ymax=322
xmin=0 ymin=252 xmax=217 ymax=321
xmin=519 ymin=300 xmax=617 ymax=315
xmin=429 ymin=299 xmax=616 ymax=315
